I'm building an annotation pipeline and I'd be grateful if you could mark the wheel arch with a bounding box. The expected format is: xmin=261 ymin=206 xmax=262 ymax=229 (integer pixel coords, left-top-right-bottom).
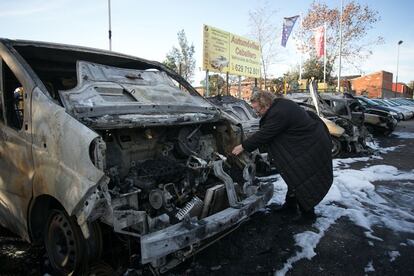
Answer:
xmin=28 ymin=194 xmax=65 ymax=244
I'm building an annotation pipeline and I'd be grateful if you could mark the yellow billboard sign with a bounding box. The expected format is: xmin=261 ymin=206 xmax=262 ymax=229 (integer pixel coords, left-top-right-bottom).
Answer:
xmin=203 ymin=25 xmax=261 ymax=78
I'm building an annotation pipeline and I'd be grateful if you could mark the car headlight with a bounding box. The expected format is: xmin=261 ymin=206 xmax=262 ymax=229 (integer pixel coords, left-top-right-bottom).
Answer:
xmin=390 ymin=111 xmax=397 ymax=116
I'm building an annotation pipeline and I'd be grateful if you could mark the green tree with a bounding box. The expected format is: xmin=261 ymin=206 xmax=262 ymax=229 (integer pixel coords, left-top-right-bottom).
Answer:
xmin=163 ymin=30 xmax=196 ymax=82
xmin=296 ymin=1 xmax=383 ymax=71
xmin=301 ymin=56 xmax=334 ymax=82
xmin=200 ymin=74 xmax=225 ymax=96
xmin=282 ymin=67 xmax=302 ymax=92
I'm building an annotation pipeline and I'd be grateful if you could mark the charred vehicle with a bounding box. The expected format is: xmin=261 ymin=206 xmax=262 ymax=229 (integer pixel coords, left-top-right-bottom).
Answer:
xmin=318 ymin=95 xmax=372 ymax=156
xmin=207 ymin=95 xmax=275 ymax=175
xmin=292 ymin=87 xmax=372 ymax=158
xmin=0 ymin=39 xmax=273 ymax=274
xmin=295 ymin=100 xmax=369 ymax=157
xmin=207 ymin=95 xmax=259 ymax=137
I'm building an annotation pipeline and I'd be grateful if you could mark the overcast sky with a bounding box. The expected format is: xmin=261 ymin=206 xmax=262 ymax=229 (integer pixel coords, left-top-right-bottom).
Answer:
xmin=1 ymin=0 xmax=413 ymax=86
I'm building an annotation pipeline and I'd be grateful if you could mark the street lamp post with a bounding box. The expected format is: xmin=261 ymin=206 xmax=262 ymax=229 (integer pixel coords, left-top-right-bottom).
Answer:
xmin=395 ymin=40 xmax=403 ymax=93
xmin=337 ymin=0 xmax=343 ymax=92
xmin=108 ymin=0 xmax=112 ymax=51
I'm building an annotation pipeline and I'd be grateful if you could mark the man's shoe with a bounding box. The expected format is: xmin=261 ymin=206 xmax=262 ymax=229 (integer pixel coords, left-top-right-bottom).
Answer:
xmin=271 ymin=195 xmax=298 ymax=213
xmin=291 ymin=207 xmax=317 ymax=224
xmin=302 ymin=208 xmax=316 ymax=219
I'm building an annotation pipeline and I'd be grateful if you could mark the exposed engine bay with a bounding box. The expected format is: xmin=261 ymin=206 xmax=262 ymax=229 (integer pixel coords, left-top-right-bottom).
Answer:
xmin=43 ymin=60 xmax=274 ymax=271
xmin=83 ymin=120 xmax=271 ymax=270
xmin=100 ymin=123 xmax=248 ymax=223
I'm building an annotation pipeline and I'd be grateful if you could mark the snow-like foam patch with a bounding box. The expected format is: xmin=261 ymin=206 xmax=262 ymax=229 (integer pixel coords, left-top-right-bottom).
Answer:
xmin=274 ymin=158 xmax=414 ymax=276
xmin=366 ymin=139 xmax=401 ymax=153
xmin=364 ymin=261 xmax=375 ymax=272
xmin=388 ymin=251 xmax=400 ymax=262
xmin=393 ymin=132 xmax=414 ymax=139
xmin=366 ymin=139 xmax=379 ymax=149
xmin=333 ymin=157 xmax=371 ymax=168
xmin=275 ymin=206 xmax=344 ymax=276
xmin=378 ymin=146 xmax=401 ymax=153
xmin=261 ymin=174 xmax=287 ymax=206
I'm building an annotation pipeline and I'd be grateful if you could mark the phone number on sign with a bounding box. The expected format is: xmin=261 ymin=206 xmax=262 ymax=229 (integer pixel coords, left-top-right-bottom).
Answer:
xmin=232 ymin=64 xmax=260 ymax=75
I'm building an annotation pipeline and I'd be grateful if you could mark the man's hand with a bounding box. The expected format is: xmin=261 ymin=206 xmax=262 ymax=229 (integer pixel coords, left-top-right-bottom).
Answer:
xmin=232 ymin=144 xmax=244 ymax=156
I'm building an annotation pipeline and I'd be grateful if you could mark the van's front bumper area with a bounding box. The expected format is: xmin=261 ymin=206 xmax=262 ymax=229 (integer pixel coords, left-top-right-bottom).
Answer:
xmin=140 ymin=182 xmax=273 ymax=264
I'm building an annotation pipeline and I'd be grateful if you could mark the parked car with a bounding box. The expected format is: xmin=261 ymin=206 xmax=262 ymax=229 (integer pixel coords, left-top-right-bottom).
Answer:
xmin=0 ymin=38 xmax=273 ymax=275
xmin=353 ymin=96 xmax=398 ymax=136
xmin=356 ymin=96 xmax=404 ymax=121
xmin=385 ymin=98 xmax=414 ymax=114
xmin=370 ymin=98 xmax=413 ymax=120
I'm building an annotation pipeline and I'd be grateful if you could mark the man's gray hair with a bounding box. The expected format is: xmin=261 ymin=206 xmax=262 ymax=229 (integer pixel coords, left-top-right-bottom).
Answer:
xmin=250 ymin=91 xmax=276 ymax=108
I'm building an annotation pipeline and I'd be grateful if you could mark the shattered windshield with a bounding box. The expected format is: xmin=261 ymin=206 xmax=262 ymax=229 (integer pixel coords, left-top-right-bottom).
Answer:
xmin=59 ymin=61 xmax=212 ymax=110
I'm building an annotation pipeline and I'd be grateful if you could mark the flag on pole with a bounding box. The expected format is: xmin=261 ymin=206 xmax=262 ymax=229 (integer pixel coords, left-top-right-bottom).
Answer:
xmin=314 ymin=25 xmax=325 ymax=58
xmin=281 ymin=15 xmax=299 ymax=47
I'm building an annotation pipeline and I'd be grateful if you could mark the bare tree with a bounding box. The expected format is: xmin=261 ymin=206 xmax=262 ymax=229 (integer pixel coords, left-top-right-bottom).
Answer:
xmin=296 ymin=1 xmax=383 ymax=72
xmin=247 ymin=3 xmax=279 ymax=89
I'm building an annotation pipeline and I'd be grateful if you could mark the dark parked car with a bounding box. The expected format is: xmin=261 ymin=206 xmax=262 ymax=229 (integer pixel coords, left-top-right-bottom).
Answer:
xmin=354 ymin=96 xmax=398 ymax=135
xmin=370 ymin=98 xmax=413 ymax=120
xmin=356 ymin=96 xmax=403 ymax=121
xmin=0 ymin=38 xmax=273 ymax=275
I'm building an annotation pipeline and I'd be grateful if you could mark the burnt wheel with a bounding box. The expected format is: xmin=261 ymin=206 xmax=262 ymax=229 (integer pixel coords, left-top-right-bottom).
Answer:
xmin=382 ymin=129 xmax=393 ymax=136
xmin=331 ymin=137 xmax=342 ymax=158
xmin=45 ymin=209 xmax=101 ymax=275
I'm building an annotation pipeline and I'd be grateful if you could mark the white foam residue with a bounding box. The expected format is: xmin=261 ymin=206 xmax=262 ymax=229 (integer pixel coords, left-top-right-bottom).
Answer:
xmin=393 ymin=132 xmax=414 ymax=139
xmin=364 ymin=231 xmax=383 ymax=241
xmin=379 ymin=146 xmax=401 ymax=153
xmin=366 ymin=139 xmax=401 ymax=153
xmin=326 ymin=165 xmax=414 ymax=236
xmin=333 ymin=157 xmax=371 ymax=168
xmin=364 ymin=261 xmax=375 ymax=272
xmin=366 ymin=139 xmax=380 ymax=150
xmin=275 ymin=206 xmax=345 ymax=276
xmin=265 ymin=175 xmax=287 ymax=206
xmin=388 ymin=251 xmax=400 ymax=262
xmin=407 ymin=239 xmax=414 ymax=246
xmin=273 ymin=162 xmax=414 ymax=276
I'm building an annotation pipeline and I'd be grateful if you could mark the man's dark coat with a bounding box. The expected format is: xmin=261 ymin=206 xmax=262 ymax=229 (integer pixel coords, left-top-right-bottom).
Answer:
xmin=242 ymin=98 xmax=333 ymax=210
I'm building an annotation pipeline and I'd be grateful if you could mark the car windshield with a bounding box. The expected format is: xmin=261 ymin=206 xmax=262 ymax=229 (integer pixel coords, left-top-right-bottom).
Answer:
xmin=385 ymin=100 xmax=399 ymax=107
xmin=361 ymin=97 xmax=379 ymax=106
xmin=60 ymin=61 xmax=211 ymax=108
xmin=372 ymin=99 xmax=388 ymax=106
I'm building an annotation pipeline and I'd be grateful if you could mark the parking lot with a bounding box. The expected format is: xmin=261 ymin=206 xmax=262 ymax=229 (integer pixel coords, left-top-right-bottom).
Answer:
xmin=173 ymin=119 xmax=414 ymax=276
xmin=0 ymin=121 xmax=413 ymax=275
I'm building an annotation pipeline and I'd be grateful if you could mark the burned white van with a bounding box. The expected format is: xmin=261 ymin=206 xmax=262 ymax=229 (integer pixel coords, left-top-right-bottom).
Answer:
xmin=0 ymin=39 xmax=273 ymax=274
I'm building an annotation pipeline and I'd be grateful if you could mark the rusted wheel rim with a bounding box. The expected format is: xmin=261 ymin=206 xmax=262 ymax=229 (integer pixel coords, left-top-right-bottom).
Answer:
xmin=46 ymin=211 xmax=78 ymax=273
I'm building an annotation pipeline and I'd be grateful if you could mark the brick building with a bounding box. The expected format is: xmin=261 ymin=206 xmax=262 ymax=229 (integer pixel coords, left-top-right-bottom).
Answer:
xmin=392 ymin=82 xmax=413 ymax=98
xmin=350 ymin=71 xmax=413 ymax=98
xmin=350 ymin=71 xmax=394 ymax=98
